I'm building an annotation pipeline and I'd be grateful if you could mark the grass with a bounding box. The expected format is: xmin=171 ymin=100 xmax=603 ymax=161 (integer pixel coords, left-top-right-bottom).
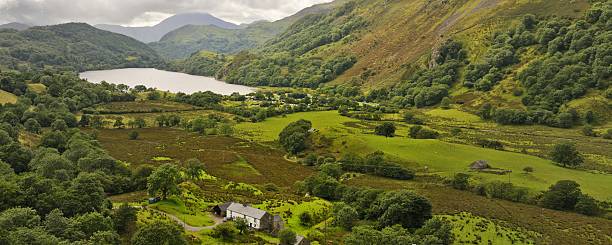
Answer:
xmin=94 ymin=100 xmax=198 ymax=114
xmin=0 ymin=90 xmax=17 ymax=104
xmin=235 ymin=111 xmax=612 ymax=201
xmin=26 ymin=83 xmax=46 ymax=93
xmin=150 ymin=197 xmax=214 ymax=227
xmin=441 ymin=212 xmax=537 ymax=245
xmin=94 ymin=128 xmax=313 ymax=187
xmin=346 ymin=175 xmax=612 ymax=245
xmin=424 ymin=108 xmax=483 ymax=123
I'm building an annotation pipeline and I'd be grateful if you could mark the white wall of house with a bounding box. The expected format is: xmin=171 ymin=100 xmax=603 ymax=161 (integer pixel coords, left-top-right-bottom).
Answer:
xmin=226 ymin=210 xmax=262 ymax=229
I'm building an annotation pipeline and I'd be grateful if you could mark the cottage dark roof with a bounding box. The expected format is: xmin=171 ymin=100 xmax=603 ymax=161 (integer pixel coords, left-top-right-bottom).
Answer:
xmin=227 ymin=202 xmax=268 ymax=219
xmin=218 ymin=202 xmax=232 ymax=212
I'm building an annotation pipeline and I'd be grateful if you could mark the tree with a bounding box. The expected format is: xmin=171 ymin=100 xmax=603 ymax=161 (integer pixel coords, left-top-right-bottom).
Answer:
xmin=24 ymin=118 xmax=41 ymax=134
xmin=132 ymin=221 xmax=186 ymax=245
xmin=134 ymin=117 xmax=146 ymax=128
xmin=72 ymin=212 xmax=114 ymax=238
xmin=279 ymin=120 xmax=312 ymax=154
xmin=333 ymin=203 xmax=358 ymax=230
xmin=320 ymin=163 xmax=343 ymax=180
xmin=212 ymin=222 xmax=238 ymax=241
xmin=40 ymin=131 xmax=68 ymax=152
xmin=371 ymin=190 xmax=432 ymax=228
xmin=234 ymin=217 xmax=249 ymax=234
xmin=0 ymin=207 xmax=41 ymax=231
xmin=51 ymin=119 xmax=67 ymax=131
xmin=540 ymin=180 xmax=582 ymax=211
xmin=451 ymin=173 xmax=470 ymax=190
xmin=67 ymin=173 xmax=106 ymax=216
xmin=550 ymin=143 xmax=583 ymax=167
xmin=299 ymin=212 xmax=313 ymax=227
xmin=112 ymin=203 xmax=137 ymax=234
xmin=574 ymin=194 xmax=601 ymax=216
xmin=440 ymin=97 xmax=451 ymax=109
xmin=279 ymin=229 xmax=297 ymax=245
xmin=128 ymin=131 xmax=139 ymax=140
xmin=147 ymin=163 xmax=181 ymax=200
xmin=375 ymin=122 xmax=396 ymax=137
xmin=184 ymin=158 xmax=205 ymax=180
xmin=414 ymin=217 xmax=454 ymax=245
xmin=582 ymin=125 xmax=596 ymax=137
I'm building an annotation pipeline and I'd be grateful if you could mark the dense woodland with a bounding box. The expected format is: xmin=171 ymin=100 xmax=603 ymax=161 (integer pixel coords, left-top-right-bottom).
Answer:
xmin=0 ymin=23 xmax=162 ymax=72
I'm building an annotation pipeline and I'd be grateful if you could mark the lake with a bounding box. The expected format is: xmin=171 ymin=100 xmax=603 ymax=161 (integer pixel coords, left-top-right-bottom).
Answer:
xmin=80 ymin=68 xmax=255 ymax=95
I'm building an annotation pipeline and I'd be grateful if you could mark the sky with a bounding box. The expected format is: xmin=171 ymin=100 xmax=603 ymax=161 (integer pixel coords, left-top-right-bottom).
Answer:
xmin=0 ymin=0 xmax=334 ymax=26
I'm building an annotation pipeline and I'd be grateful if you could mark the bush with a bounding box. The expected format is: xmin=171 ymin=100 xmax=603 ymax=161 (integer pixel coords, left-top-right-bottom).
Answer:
xmin=212 ymin=222 xmax=238 ymax=241
xmin=409 ymin=126 xmax=439 ymax=139
xmin=374 ymin=122 xmax=396 ymax=137
xmin=128 ymin=131 xmax=139 ymax=140
xmin=299 ymin=212 xmax=313 ymax=227
xmin=523 ymin=166 xmax=534 ymax=173
xmin=279 ymin=229 xmax=297 ymax=245
xmin=582 ymin=125 xmax=596 ymax=137
xmin=451 ymin=173 xmax=470 ymax=190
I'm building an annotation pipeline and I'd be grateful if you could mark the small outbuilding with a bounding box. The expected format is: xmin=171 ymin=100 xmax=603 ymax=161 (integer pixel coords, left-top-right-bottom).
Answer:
xmin=212 ymin=202 xmax=232 ymax=217
xmin=469 ymin=160 xmax=490 ymax=170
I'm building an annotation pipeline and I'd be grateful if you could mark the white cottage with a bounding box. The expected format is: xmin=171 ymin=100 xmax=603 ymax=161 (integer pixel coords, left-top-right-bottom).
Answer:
xmin=225 ymin=202 xmax=271 ymax=230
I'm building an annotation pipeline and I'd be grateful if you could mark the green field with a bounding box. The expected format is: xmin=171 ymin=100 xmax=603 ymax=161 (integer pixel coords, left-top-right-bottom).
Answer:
xmin=0 ymin=90 xmax=17 ymax=104
xmin=236 ymin=111 xmax=612 ymax=200
xmin=442 ymin=212 xmax=537 ymax=245
xmin=150 ymin=197 xmax=214 ymax=227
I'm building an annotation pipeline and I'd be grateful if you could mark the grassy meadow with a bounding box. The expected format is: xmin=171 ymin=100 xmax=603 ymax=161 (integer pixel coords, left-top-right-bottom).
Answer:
xmin=0 ymin=89 xmax=18 ymax=104
xmin=236 ymin=111 xmax=612 ymax=201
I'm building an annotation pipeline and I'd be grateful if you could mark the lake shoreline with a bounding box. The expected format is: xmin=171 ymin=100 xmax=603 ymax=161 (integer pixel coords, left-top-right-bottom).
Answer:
xmin=80 ymin=68 xmax=256 ymax=95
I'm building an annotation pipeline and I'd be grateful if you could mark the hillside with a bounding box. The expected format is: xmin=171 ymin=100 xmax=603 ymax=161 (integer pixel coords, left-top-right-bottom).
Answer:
xmin=150 ymin=0 xmax=347 ymax=59
xmin=182 ymin=0 xmax=609 ymax=126
xmin=96 ymin=12 xmax=240 ymax=43
xmin=0 ymin=23 xmax=162 ymax=71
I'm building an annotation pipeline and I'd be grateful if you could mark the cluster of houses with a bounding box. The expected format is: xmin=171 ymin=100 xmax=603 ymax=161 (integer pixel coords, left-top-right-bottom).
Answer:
xmin=213 ymin=202 xmax=309 ymax=245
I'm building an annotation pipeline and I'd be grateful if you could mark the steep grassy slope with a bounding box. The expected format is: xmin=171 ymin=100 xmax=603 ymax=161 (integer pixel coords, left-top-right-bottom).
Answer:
xmin=0 ymin=23 xmax=162 ymax=71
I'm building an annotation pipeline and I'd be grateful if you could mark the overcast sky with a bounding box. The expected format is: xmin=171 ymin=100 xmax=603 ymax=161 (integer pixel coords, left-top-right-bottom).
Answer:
xmin=0 ymin=0 xmax=334 ymax=26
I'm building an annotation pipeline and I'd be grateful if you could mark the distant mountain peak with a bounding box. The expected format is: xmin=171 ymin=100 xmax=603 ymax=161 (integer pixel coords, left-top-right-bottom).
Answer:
xmin=0 ymin=22 xmax=31 ymax=31
xmin=95 ymin=12 xmax=240 ymax=43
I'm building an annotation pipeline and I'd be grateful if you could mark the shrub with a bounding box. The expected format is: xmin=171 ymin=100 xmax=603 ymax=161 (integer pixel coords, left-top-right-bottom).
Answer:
xmin=128 ymin=131 xmax=139 ymax=140
xmin=279 ymin=229 xmax=297 ymax=245
xmin=212 ymin=222 xmax=238 ymax=241
xmin=523 ymin=166 xmax=534 ymax=173
xmin=582 ymin=125 xmax=596 ymax=137
xmin=374 ymin=122 xmax=396 ymax=137
xmin=299 ymin=212 xmax=313 ymax=227
xmin=409 ymin=126 xmax=439 ymax=139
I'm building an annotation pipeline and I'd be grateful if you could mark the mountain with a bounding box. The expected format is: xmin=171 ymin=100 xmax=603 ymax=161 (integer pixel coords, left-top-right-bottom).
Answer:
xmin=0 ymin=23 xmax=162 ymax=71
xmin=178 ymin=0 xmax=610 ymax=124
xmin=0 ymin=22 xmax=31 ymax=31
xmin=150 ymin=0 xmax=347 ymax=59
xmin=96 ymin=12 xmax=240 ymax=43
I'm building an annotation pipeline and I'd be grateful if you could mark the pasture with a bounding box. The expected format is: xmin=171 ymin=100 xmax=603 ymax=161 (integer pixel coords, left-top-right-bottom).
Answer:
xmin=347 ymin=175 xmax=612 ymax=245
xmin=235 ymin=111 xmax=612 ymax=201
xmin=95 ymin=128 xmax=314 ymax=188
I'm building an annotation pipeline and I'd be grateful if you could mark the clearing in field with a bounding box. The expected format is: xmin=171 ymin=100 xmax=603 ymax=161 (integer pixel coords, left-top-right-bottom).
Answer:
xmin=0 ymin=90 xmax=17 ymax=104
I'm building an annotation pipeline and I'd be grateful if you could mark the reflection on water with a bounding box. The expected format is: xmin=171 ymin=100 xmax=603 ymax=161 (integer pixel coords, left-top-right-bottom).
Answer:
xmin=80 ymin=68 xmax=255 ymax=95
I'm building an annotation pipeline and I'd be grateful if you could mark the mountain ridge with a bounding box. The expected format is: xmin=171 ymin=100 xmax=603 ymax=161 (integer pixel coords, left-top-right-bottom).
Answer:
xmin=96 ymin=12 xmax=240 ymax=43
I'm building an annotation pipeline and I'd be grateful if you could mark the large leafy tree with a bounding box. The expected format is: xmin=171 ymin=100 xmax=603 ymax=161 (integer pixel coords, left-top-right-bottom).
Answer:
xmin=147 ymin=163 xmax=181 ymax=200
xmin=132 ymin=221 xmax=186 ymax=245
xmin=278 ymin=119 xmax=312 ymax=154
xmin=370 ymin=190 xmax=432 ymax=228
xmin=539 ymin=180 xmax=582 ymax=211
xmin=374 ymin=122 xmax=396 ymax=137
xmin=550 ymin=143 xmax=583 ymax=167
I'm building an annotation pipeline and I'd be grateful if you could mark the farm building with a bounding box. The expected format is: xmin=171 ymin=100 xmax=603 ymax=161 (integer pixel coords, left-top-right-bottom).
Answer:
xmin=469 ymin=160 xmax=490 ymax=170
xmin=221 ymin=202 xmax=284 ymax=232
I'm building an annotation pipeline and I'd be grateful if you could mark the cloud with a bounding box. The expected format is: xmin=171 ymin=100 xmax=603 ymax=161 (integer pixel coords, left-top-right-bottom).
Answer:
xmin=0 ymin=0 xmax=334 ymax=26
